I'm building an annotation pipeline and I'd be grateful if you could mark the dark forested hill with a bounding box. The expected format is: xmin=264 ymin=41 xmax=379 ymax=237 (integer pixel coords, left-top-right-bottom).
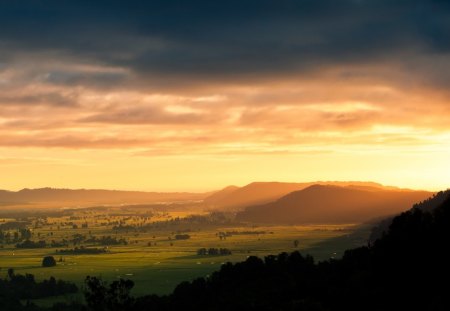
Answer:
xmin=413 ymin=189 xmax=450 ymax=211
xmin=236 ymin=184 xmax=432 ymax=224
xmin=369 ymin=189 xmax=450 ymax=242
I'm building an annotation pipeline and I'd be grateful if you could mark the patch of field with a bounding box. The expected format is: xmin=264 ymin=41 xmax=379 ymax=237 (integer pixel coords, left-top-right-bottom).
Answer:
xmin=303 ymin=224 xmax=372 ymax=260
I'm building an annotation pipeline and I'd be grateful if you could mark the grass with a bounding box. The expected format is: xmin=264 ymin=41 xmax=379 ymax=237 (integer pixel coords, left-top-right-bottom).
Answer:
xmin=0 ymin=208 xmax=372 ymax=306
xmin=1 ymin=226 xmax=370 ymax=294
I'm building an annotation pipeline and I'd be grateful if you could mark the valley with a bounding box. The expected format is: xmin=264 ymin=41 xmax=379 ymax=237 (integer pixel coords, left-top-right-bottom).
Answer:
xmin=0 ymin=203 xmax=371 ymax=301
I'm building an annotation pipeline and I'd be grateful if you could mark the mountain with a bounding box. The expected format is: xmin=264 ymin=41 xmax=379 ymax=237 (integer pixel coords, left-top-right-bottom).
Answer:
xmin=203 ymin=185 xmax=240 ymax=205
xmin=369 ymin=189 xmax=450 ymax=242
xmin=236 ymin=184 xmax=433 ymax=224
xmin=203 ymin=182 xmax=308 ymax=209
xmin=0 ymin=187 xmax=210 ymax=208
xmin=203 ymin=181 xmax=396 ymax=210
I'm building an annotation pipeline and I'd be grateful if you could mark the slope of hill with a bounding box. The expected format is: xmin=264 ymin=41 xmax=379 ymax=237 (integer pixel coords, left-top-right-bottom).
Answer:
xmin=202 ymin=185 xmax=240 ymax=205
xmin=203 ymin=181 xmax=397 ymax=210
xmin=237 ymin=184 xmax=432 ymax=224
xmin=369 ymin=189 xmax=450 ymax=242
xmin=0 ymin=187 xmax=210 ymax=208
xmin=413 ymin=189 xmax=450 ymax=211
xmin=203 ymin=182 xmax=309 ymax=209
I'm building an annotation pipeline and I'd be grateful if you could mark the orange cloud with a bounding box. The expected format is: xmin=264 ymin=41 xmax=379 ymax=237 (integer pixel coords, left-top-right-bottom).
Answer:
xmin=1 ymin=58 xmax=450 ymax=191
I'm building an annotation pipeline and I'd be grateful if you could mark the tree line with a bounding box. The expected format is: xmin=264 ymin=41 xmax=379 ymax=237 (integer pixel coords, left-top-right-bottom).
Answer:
xmin=196 ymin=248 xmax=232 ymax=256
xmin=0 ymin=269 xmax=77 ymax=302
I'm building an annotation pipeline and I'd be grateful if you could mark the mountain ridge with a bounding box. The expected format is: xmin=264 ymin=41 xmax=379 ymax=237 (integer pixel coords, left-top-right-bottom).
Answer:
xmin=236 ymin=184 xmax=433 ymax=224
xmin=0 ymin=187 xmax=211 ymax=207
xmin=204 ymin=181 xmax=423 ymax=210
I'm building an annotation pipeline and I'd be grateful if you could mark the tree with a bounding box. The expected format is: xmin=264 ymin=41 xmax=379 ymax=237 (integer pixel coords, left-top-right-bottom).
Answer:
xmin=42 ymin=256 xmax=57 ymax=267
xmin=208 ymin=248 xmax=219 ymax=255
xmin=84 ymin=277 xmax=107 ymax=311
xmin=19 ymin=229 xmax=32 ymax=240
xmin=197 ymin=248 xmax=207 ymax=255
xmin=7 ymin=268 xmax=14 ymax=279
xmin=84 ymin=276 xmax=134 ymax=311
xmin=175 ymin=234 xmax=190 ymax=240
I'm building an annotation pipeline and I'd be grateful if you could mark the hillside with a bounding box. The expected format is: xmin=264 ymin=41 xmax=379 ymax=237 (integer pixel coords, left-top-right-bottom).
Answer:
xmin=237 ymin=184 xmax=433 ymax=224
xmin=204 ymin=181 xmax=397 ymax=210
xmin=0 ymin=188 xmax=209 ymax=208
xmin=369 ymin=189 xmax=450 ymax=242
xmin=202 ymin=185 xmax=240 ymax=205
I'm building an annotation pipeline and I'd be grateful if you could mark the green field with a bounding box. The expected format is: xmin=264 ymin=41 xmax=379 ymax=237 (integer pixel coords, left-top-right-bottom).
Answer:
xmin=0 ymin=208 xmax=371 ymax=306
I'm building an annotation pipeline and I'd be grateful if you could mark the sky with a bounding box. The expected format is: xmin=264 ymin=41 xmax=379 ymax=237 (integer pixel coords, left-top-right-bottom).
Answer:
xmin=1 ymin=0 xmax=450 ymax=192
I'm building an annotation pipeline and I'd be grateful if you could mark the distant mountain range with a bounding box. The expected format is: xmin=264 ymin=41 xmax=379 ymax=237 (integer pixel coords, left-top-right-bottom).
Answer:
xmin=236 ymin=184 xmax=433 ymax=224
xmin=1 ymin=181 xmax=396 ymax=209
xmin=203 ymin=181 xmax=412 ymax=210
xmin=0 ymin=188 xmax=210 ymax=208
xmin=0 ymin=182 xmax=434 ymax=224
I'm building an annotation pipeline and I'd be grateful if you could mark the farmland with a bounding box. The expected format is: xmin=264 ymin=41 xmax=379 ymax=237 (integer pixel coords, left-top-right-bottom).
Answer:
xmin=0 ymin=204 xmax=371 ymax=303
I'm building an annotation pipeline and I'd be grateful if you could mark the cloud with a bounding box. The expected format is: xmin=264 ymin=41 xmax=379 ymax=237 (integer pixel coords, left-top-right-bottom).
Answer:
xmin=80 ymin=105 xmax=213 ymax=125
xmin=0 ymin=134 xmax=144 ymax=149
xmin=0 ymin=92 xmax=78 ymax=107
xmin=0 ymin=1 xmax=448 ymax=88
xmin=0 ymin=0 xmax=448 ymax=155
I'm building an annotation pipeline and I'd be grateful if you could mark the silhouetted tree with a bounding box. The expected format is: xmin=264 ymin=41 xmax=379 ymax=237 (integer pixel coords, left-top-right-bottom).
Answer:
xmin=84 ymin=276 xmax=134 ymax=311
xmin=42 ymin=256 xmax=56 ymax=267
xmin=7 ymin=268 xmax=14 ymax=279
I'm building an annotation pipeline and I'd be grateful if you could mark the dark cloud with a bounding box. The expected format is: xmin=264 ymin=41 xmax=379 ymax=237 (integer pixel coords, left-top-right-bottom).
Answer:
xmin=0 ymin=92 xmax=78 ymax=107
xmin=0 ymin=0 xmax=448 ymax=87
xmin=81 ymin=106 xmax=213 ymax=125
xmin=44 ymin=70 xmax=127 ymax=88
xmin=0 ymin=134 xmax=144 ymax=149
